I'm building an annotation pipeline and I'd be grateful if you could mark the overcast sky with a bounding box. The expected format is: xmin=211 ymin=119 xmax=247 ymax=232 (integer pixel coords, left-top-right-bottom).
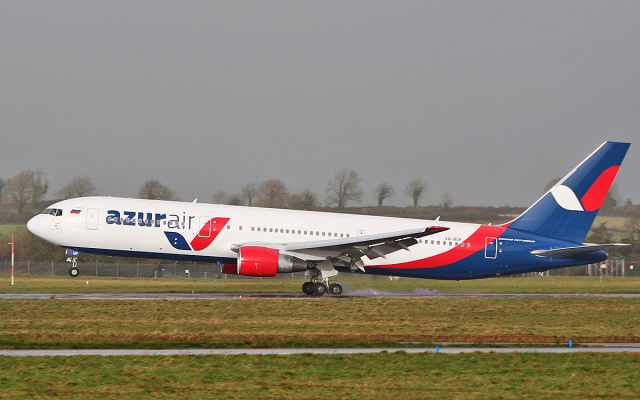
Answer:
xmin=1 ymin=0 xmax=638 ymax=207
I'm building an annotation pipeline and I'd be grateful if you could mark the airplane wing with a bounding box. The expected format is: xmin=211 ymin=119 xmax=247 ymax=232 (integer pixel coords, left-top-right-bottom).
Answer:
xmin=531 ymin=243 xmax=630 ymax=258
xmin=231 ymin=225 xmax=449 ymax=268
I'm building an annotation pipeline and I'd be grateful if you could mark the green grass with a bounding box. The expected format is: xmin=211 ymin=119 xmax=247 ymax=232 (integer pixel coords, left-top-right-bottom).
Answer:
xmin=0 ymin=297 xmax=637 ymax=348
xmin=0 ymin=224 xmax=25 ymax=235
xmin=1 ymin=274 xmax=640 ymax=294
xmin=0 ymin=353 xmax=638 ymax=399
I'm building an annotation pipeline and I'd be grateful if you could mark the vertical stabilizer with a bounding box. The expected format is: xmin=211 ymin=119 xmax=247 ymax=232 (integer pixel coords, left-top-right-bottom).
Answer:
xmin=508 ymin=141 xmax=630 ymax=243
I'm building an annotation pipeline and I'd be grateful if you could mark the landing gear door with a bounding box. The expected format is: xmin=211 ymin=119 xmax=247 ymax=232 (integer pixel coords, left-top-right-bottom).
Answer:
xmin=484 ymin=237 xmax=497 ymax=259
xmin=86 ymin=208 xmax=99 ymax=230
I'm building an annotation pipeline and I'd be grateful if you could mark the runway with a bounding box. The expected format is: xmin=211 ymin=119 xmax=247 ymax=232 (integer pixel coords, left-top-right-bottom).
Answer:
xmin=0 ymin=292 xmax=639 ymax=300
xmin=2 ymin=345 xmax=640 ymax=357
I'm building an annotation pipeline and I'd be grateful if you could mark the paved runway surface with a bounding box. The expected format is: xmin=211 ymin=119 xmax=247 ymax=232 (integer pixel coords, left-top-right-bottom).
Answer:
xmin=0 ymin=292 xmax=639 ymax=299
xmin=2 ymin=346 xmax=640 ymax=357
xmin=1 ymin=292 xmax=640 ymax=299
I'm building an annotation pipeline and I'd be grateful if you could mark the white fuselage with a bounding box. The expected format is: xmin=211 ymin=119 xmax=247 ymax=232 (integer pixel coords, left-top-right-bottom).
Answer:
xmin=27 ymin=196 xmax=479 ymax=268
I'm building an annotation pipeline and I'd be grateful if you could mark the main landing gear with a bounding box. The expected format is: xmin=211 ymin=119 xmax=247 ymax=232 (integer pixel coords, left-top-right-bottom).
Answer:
xmin=302 ymin=269 xmax=343 ymax=296
xmin=65 ymin=248 xmax=80 ymax=278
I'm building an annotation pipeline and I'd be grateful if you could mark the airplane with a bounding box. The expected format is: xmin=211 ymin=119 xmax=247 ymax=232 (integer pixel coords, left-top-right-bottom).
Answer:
xmin=27 ymin=141 xmax=630 ymax=296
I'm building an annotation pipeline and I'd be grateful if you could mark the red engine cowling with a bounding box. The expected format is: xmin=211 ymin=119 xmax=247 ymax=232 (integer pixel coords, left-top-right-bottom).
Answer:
xmin=234 ymin=246 xmax=307 ymax=277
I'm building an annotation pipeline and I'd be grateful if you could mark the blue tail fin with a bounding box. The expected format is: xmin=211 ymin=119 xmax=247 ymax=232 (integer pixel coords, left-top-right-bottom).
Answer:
xmin=508 ymin=141 xmax=630 ymax=243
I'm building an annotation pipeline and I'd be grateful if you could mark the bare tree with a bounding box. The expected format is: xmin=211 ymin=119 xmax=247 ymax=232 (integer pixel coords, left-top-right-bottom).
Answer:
xmin=241 ymin=184 xmax=258 ymax=206
xmin=57 ymin=176 xmax=96 ymax=199
xmin=289 ymin=189 xmax=318 ymax=210
xmin=0 ymin=178 xmax=5 ymax=203
xmin=137 ymin=180 xmax=177 ymax=200
xmin=601 ymin=183 xmax=621 ymax=213
xmin=440 ymin=192 xmax=454 ymax=208
xmin=326 ymin=169 xmax=363 ymax=208
xmin=6 ymin=170 xmax=49 ymax=216
xmin=212 ymin=190 xmax=228 ymax=204
xmin=375 ymin=183 xmax=394 ymax=207
xmin=228 ymin=193 xmax=244 ymax=206
xmin=406 ymin=178 xmax=427 ymax=207
xmin=257 ymin=179 xmax=289 ymax=208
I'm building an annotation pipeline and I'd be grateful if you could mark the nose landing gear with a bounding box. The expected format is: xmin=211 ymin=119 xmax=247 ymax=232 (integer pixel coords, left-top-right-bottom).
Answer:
xmin=65 ymin=249 xmax=80 ymax=278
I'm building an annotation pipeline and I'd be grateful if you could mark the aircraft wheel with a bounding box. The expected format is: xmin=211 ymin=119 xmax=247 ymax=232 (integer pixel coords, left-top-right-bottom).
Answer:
xmin=328 ymin=283 xmax=343 ymax=296
xmin=313 ymin=282 xmax=327 ymax=296
xmin=68 ymin=267 xmax=80 ymax=278
xmin=302 ymin=282 xmax=315 ymax=295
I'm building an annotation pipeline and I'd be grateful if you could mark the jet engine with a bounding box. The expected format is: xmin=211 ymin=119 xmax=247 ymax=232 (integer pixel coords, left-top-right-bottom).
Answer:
xmin=229 ymin=246 xmax=307 ymax=277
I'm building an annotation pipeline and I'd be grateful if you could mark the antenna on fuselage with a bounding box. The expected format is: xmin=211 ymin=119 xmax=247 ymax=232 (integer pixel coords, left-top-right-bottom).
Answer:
xmin=435 ymin=216 xmax=440 ymax=221
xmin=193 ymin=198 xmax=198 ymax=203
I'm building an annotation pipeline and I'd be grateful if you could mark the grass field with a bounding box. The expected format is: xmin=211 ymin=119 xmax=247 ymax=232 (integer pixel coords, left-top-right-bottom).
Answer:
xmin=0 ymin=297 xmax=637 ymax=348
xmin=0 ymin=353 xmax=638 ymax=399
xmin=0 ymin=274 xmax=639 ymax=294
xmin=0 ymin=224 xmax=25 ymax=235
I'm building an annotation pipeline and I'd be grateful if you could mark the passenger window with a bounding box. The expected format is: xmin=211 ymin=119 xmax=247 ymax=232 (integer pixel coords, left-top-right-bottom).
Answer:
xmin=239 ymin=226 xmax=242 ymax=230
xmin=251 ymin=227 xmax=255 ymax=231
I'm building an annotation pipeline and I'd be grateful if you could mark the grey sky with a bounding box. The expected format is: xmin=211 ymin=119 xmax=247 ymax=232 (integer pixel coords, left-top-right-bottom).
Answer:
xmin=1 ymin=0 xmax=638 ymax=207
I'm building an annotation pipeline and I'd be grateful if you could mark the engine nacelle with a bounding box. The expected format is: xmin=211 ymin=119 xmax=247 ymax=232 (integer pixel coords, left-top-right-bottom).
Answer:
xmin=235 ymin=246 xmax=307 ymax=277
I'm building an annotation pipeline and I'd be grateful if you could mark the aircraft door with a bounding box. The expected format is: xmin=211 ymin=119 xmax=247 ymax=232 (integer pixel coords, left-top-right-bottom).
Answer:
xmin=86 ymin=208 xmax=99 ymax=230
xmin=484 ymin=237 xmax=497 ymax=259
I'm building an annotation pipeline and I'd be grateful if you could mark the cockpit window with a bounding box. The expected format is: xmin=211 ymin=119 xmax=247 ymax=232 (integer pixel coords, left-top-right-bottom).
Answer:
xmin=41 ymin=208 xmax=63 ymax=217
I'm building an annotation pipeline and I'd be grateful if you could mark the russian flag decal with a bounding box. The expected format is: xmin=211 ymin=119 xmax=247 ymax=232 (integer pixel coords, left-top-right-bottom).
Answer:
xmin=70 ymin=209 xmax=82 ymax=214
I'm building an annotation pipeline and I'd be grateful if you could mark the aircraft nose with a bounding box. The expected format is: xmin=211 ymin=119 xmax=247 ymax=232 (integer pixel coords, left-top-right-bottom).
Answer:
xmin=27 ymin=215 xmax=46 ymax=238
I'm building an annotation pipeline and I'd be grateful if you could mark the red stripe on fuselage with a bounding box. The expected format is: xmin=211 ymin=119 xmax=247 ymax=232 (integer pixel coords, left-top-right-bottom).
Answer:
xmin=367 ymin=224 xmax=508 ymax=270
xmin=189 ymin=217 xmax=230 ymax=251
xmin=580 ymin=166 xmax=620 ymax=212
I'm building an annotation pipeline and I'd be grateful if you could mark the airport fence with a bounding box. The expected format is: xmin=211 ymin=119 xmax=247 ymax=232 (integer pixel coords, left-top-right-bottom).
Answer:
xmin=0 ymin=259 xmax=309 ymax=280
xmin=0 ymin=258 xmax=638 ymax=279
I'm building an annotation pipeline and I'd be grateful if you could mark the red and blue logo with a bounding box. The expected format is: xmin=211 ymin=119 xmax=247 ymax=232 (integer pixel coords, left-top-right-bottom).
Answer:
xmin=164 ymin=217 xmax=230 ymax=251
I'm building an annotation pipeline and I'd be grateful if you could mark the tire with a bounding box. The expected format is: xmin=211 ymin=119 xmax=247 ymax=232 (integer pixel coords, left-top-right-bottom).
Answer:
xmin=302 ymin=282 xmax=314 ymax=295
xmin=68 ymin=267 xmax=80 ymax=278
xmin=313 ymin=282 xmax=327 ymax=296
xmin=328 ymin=283 xmax=343 ymax=295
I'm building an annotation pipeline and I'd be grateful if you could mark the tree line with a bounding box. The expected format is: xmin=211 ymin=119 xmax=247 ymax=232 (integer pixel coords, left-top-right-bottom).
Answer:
xmin=0 ymin=169 xmax=438 ymax=221
xmin=0 ymin=168 xmax=634 ymax=223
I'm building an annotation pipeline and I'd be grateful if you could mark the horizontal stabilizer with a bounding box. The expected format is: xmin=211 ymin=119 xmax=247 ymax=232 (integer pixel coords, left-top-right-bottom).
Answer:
xmin=531 ymin=243 xmax=629 ymax=258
